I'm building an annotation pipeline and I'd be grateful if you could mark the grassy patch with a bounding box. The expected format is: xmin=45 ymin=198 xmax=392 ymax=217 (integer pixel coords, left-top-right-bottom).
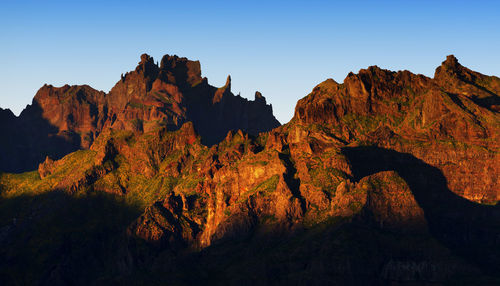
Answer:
xmin=308 ymin=166 xmax=348 ymax=196
xmin=125 ymin=175 xmax=178 ymax=208
xmin=249 ymin=175 xmax=279 ymax=196
xmin=341 ymin=113 xmax=388 ymax=134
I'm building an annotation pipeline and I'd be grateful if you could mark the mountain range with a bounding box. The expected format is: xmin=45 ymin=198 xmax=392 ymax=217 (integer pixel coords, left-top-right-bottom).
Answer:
xmin=0 ymin=54 xmax=499 ymax=285
xmin=0 ymin=54 xmax=279 ymax=172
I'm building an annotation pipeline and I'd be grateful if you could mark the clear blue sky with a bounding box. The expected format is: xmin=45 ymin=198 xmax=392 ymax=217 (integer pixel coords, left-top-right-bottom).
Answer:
xmin=1 ymin=0 xmax=499 ymax=123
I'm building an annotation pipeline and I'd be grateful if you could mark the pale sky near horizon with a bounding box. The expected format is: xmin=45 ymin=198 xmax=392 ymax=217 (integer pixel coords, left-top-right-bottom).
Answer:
xmin=1 ymin=0 xmax=499 ymax=123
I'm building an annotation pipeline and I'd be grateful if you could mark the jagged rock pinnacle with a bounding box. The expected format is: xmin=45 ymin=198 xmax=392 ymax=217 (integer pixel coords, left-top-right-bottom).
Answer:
xmin=443 ymin=54 xmax=459 ymax=66
xmin=225 ymin=75 xmax=231 ymax=91
xmin=140 ymin=53 xmax=154 ymax=65
xmin=254 ymin=91 xmax=266 ymax=104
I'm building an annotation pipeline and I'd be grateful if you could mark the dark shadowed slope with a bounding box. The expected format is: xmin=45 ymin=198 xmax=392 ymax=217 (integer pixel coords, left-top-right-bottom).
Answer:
xmin=343 ymin=146 xmax=500 ymax=275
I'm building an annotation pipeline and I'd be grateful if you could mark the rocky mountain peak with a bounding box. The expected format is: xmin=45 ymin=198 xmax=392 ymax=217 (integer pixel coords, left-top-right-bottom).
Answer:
xmin=0 ymin=107 xmax=15 ymax=121
xmin=159 ymin=54 xmax=202 ymax=87
xmin=433 ymin=54 xmax=466 ymax=80
xmin=433 ymin=54 xmax=500 ymax=111
xmin=213 ymin=75 xmax=232 ymax=103
xmin=135 ymin=53 xmax=159 ymax=80
xmin=139 ymin=53 xmax=154 ymax=65
xmin=225 ymin=75 xmax=231 ymax=90
xmin=442 ymin=54 xmax=460 ymax=68
xmin=254 ymin=91 xmax=266 ymax=104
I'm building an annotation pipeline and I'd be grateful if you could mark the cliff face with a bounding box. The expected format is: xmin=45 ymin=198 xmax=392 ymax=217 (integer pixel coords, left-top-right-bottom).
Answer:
xmin=0 ymin=55 xmax=499 ymax=285
xmin=0 ymin=85 xmax=104 ymax=173
xmin=0 ymin=54 xmax=280 ymax=172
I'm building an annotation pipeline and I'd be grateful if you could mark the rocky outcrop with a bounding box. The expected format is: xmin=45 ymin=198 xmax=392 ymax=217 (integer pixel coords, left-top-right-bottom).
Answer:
xmin=434 ymin=55 xmax=500 ymax=112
